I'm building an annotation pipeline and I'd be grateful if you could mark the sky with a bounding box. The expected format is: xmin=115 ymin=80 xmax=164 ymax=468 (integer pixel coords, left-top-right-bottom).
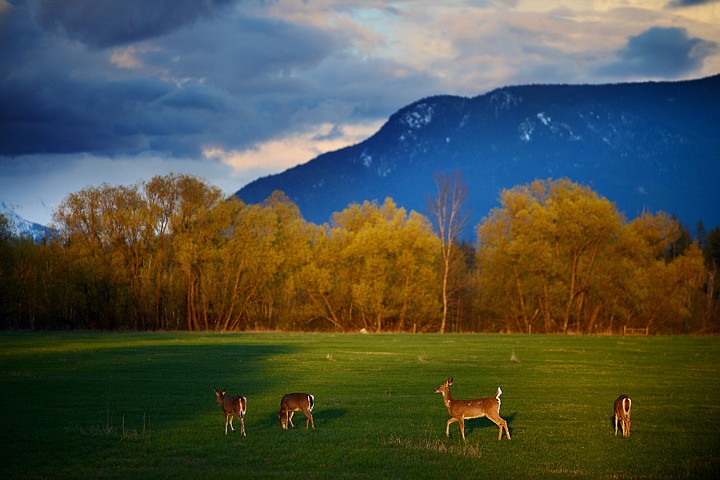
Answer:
xmin=1 ymin=0 xmax=719 ymax=226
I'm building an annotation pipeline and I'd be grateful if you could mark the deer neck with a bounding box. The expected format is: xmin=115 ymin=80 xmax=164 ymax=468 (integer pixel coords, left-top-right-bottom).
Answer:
xmin=441 ymin=389 xmax=454 ymax=408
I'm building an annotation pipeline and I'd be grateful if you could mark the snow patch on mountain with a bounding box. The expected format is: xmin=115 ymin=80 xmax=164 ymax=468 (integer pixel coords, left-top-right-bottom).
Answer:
xmin=401 ymin=103 xmax=434 ymax=129
xmin=489 ymin=90 xmax=521 ymax=115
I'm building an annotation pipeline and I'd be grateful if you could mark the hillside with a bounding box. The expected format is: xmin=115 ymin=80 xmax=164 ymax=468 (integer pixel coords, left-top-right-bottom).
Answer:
xmin=0 ymin=202 xmax=53 ymax=242
xmin=236 ymin=75 xmax=720 ymax=233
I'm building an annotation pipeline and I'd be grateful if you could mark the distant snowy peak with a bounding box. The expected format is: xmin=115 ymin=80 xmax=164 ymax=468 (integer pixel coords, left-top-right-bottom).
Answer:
xmin=0 ymin=202 xmax=53 ymax=242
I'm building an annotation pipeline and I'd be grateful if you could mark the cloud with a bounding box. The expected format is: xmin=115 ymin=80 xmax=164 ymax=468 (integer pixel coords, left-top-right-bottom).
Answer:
xmin=598 ymin=26 xmax=718 ymax=78
xmin=0 ymin=74 xmax=177 ymax=155
xmin=2 ymin=1 xmax=364 ymax=155
xmin=35 ymin=0 xmax=237 ymax=48
xmin=0 ymin=1 xmax=435 ymax=160
xmin=202 ymin=121 xmax=383 ymax=174
xmin=666 ymin=0 xmax=720 ymax=8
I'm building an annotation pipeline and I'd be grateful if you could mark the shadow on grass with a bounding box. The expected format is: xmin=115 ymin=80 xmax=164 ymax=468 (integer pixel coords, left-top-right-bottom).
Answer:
xmin=317 ymin=408 xmax=347 ymax=424
xmin=463 ymin=412 xmax=517 ymax=438
xmin=259 ymin=407 xmax=348 ymax=429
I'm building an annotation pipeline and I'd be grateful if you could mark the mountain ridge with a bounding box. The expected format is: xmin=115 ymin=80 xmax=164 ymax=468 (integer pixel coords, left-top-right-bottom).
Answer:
xmin=236 ymin=75 xmax=720 ymax=234
xmin=0 ymin=202 xmax=54 ymax=242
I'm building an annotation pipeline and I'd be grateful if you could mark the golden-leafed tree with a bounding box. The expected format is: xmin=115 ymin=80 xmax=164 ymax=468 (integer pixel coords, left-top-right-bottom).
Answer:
xmin=55 ymin=183 xmax=147 ymax=328
xmin=476 ymin=179 xmax=706 ymax=333
xmin=309 ymin=198 xmax=441 ymax=332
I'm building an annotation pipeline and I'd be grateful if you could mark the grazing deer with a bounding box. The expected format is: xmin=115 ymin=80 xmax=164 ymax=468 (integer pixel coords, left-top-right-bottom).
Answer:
xmin=278 ymin=393 xmax=315 ymax=430
xmin=614 ymin=395 xmax=632 ymax=437
xmin=434 ymin=377 xmax=511 ymax=441
xmin=213 ymin=386 xmax=247 ymax=436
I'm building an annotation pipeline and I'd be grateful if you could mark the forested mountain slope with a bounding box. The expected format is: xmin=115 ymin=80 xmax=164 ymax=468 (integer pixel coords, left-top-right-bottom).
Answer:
xmin=237 ymin=75 xmax=720 ymax=232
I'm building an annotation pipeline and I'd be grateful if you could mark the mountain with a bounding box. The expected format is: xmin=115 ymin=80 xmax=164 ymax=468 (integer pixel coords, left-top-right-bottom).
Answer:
xmin=236 ymin=75 xmax=720 ymax=234
xmin=0 ymin=202 xmax=54 ymax=242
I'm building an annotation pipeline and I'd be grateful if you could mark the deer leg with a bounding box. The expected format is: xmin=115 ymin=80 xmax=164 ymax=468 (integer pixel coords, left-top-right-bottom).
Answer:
xmin=288 ymin=411 xmax=296 ymax=429
xmin=614 ymin=416 xmax=619 ymax=436
xmin=445 ymin=417 xmax=458 ymax=437
xmin=459 ymin=418 xmax=466 ymax=441
xmin=304 ymin=410 xmax=314 ymax=430
xmin=497 ymin=420 xmax=510 ymax=440
xmin=239 ymin=415 xmax=246 ymax=436
xmin=224 ymin=414 xmax=230 ymax=435
xmin=487 ymin=414 xmax=511 ymax=440
xmin=228 ymin=413 xmax=235 ymax=432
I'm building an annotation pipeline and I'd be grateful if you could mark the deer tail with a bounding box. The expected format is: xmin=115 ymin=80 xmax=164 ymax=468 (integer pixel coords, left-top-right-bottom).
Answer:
xmin=308 ymin=394 xmax=315 ymax=412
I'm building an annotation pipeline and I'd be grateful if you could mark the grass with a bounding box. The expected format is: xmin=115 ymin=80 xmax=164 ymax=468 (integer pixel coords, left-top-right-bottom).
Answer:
xmin=0 ymin=332 xmax=718 ymax=479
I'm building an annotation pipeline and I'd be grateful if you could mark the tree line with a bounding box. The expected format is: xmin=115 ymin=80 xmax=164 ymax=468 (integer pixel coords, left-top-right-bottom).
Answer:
xmin=1 ymin=174 xmax=718 ymax=334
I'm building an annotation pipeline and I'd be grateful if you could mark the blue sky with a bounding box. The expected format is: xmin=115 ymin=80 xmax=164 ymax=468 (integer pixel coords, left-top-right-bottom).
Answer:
xmin=1 ymin=0 xmax=719 ymax=225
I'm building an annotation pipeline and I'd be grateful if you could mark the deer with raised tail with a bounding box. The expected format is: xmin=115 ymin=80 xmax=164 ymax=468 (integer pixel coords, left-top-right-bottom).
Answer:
xmin=213 ymin=386 xmax=247 ymax=436
xmin=434 ymin=377 xmax=511 ymax=441
xmin=278 ymin=393 xmax=315 ymax=430
xmin=614 ymin=395 xmax=632 ymax=437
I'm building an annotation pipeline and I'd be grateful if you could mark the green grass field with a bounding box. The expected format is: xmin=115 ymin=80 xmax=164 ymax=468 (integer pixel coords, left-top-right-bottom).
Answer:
xmin=1 ymin=333 xmax=718 ymax=479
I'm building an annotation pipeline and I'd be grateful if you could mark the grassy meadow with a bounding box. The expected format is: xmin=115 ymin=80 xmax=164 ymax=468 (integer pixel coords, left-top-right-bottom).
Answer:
xmin=1 ymin=332 xmax=718 ymax=479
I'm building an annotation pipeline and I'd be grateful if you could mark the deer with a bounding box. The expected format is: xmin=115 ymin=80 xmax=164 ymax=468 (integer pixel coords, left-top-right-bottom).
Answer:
xmin=213 ymin=386 xmax=247 ymax=436
xmin=278 ymin=393 xmax=315 ymax=430
xmin=614 ymin=394 xmax=632 ymax=437
xmin=434 ymin=377 xmax=511 ymax=441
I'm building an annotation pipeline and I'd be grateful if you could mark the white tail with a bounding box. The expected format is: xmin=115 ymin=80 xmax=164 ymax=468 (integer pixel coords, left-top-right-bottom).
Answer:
xmin=434 ymin=377 xmax=511 ymax=441
xmin=213 ymin=386 xmax=247 ymax=436
xmin=614 ymin=395 xmax=632 ymax=437
xmin=278 ymin=393 xmax=315 ymax=430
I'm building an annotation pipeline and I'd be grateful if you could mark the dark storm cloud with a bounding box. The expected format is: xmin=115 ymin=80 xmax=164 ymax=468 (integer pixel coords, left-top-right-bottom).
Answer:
xmin=0 ymin=74 xmax=176 ymax=155
xmin=599 ymin=27 xmax=718 ymax=78
xmin=155 ymin=84 xmax=230 ymax=112
xmin=666 ymin=0 xmax=720 ymax=8
xmin=149 ymin=13 xmax=341 ymax=94
xmin=0 ymin=1 xmax=351 ymax=158
xmin=35 ymin=0 xmax=237 ymax=48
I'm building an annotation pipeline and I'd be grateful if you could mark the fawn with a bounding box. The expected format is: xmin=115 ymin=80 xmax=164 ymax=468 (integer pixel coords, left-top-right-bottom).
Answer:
xmin=614 ymin=395 xmax=632 ymax=437
xmin=278 ymin=393 xmax=315 ymax=430
xmin=434 ymin=377 xmax=511 ymax=441
xmin=213 ymin=386 xmax=247 ymax=436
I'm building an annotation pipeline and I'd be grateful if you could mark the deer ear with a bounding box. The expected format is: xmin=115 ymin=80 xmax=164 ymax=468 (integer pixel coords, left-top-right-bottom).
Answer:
xmin=448 ymin=377 xmax=453 ymax=384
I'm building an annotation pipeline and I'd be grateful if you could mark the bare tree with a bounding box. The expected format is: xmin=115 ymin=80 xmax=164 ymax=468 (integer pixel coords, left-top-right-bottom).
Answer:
xmin=429 ymin=172 xmax=469 ymax=333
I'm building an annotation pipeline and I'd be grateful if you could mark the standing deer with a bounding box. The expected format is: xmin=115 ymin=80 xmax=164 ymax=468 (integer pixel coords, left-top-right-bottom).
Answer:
xmin=434 ymin=377 xmax=511 ymax=441
xmin=278 ymin=393 xmax=315 ymax=430
xmin=614 ymin=395 xmax=632 ymax=437
xmin=213 ymin=386 xmax=247 ymax=436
